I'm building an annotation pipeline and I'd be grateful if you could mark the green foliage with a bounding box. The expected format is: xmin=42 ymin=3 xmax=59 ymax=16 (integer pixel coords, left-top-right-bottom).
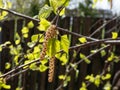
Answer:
xmin=80 ymin=82 xmax=87 ymax=90
xmin=60 ymin=35 xmax=69 ymax=54
xmin=5 ymin=62 xmax=11 ymax=70
xmin=39 ymin=64 xmax=48 ymax=72
xmin=100 ymin=50 xmax=106 ymax=57
xmin=0 ymin=77 xmax=11 ymax=89
xmin=103 ymin=81 xmax=111 ymax=90
xmin=37 ymin=18 xmax=51 ymax=31
xmin=47 ymin=38 xmax=60 ymax=57
xmin=112 ymin=32 xmax=118 ymax=39
xmin=79 ymin=37 xmax=87 ymax=44
xmin=27 ymin=21 xmax=34 ymax=29
xmin=58 ymin=75 xmax=71 ymax=87
xmin=80 ymin=53 xmax=91 ymax=64
xmin=38 ymin=4 xmax=53 ymax=19
xmin=49 ymin=0 xmax=70 ymax=14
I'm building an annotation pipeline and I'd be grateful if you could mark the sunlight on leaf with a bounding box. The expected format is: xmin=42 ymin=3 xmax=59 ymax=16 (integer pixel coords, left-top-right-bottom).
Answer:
xmin=39 ymin=64 xmax=48 ymax=72
xmin=100 ymin=50 xmax=106 ymax=57
xmin=21 ymin=27 xmax=29 ymax=34
xmin=79 ymin=82 xmax=87 ymax=90
xmin=80 ymin=53 xmax=91 ymax=64
xmin=79 ymin=37 xmax=87 ymax=43
xmin=38 ymin=4 xmax=53 ymax=19
xmin=37 ymin=18 xmax=51 ymax=31
xmin=61 ymin=35 xmax=69 ymax=54
xmin=55 ymin=53 xmax=68 ymax=65
xmin=47 ymin=38 xmax=60 ymax=57
xmin=27 ymin=21 xmax=34 ymax=29
xmin=5 ymin=62 xmax=11 ymax=69
xmin=112 ymin=32 xmax=118 ymax=39
xmin=15 ymin=39 xmax=20 ymax=45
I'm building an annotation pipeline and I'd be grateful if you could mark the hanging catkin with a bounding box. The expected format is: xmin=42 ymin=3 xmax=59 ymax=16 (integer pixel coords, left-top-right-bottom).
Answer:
xmin=48 ymin=56 xmax=55 ymax=82
xmin=40 ymin=25 xmax=57 ymax=60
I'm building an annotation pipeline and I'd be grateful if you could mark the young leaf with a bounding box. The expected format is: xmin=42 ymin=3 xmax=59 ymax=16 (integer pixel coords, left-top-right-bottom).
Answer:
xmin=47 ymin=38 xmax=60 ymax=57
xmin=79 ymin=37 xmax=87 ymax=43
xmin=38 ymin=4 xmax=53 ymax=19
xmin=2 ymin=84 xmax=11 ymax=89
xmin=55 ymin=53 xmax=68 ymax=65
xmin=5 ymin=62 xmax=11 ymax=69
xmin=37 ymin=18 xmax=51 ymax=31
xmin=15 ymin=39 xmax=20 ymax=45
xmin=60 ymin=35 xmax=69 ymax=54
xmin=27 ymin=21 xmax=34 ymax=29
xmin=59 ymin=75 xmax=65 ymax=80
xmin=80 ymin=53 xmax=91 ymax=64
xmin=94 ymin=75 xmax=101 ymax=87
xmin=39 ymin=64 xmax=48 ymax=72
xmin=112 ymin=32 xmax=118 ymax=39
xmin=21 ymin=27 xmax=29 ymax=34
xmin=29 ymin=63 xmax=38 ymax=71
xmin=49 ymin=0 xmax=70 ymax=15
xmin=0 ymin=45 xmax=2 ymax=52
xmin=100 ymin=50 xmax=106 ymax=57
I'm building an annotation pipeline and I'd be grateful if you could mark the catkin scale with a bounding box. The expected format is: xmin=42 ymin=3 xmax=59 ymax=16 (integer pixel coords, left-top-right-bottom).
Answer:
xmin=48 ymin=56 xmax=55 ymax=82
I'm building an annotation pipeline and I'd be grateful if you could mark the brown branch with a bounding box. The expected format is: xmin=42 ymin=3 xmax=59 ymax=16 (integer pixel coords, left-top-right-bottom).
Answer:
xmin=89 ymin=16 xmax=119 ymax=37
xmin=0 ymin=59 xmax=39 ymax=78
xmin=0 ymin=8 xmax=40 ymax=22
xmin=57 ymin=27 xmax=99 ymax=41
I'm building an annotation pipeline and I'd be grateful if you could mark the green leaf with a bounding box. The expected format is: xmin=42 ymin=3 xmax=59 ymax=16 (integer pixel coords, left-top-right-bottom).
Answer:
xmin=80 ymin=53 xmax=91 ymax=64
xmin=100 ymin=50 xmax=106 ymax=57
xmin=55 ymin=53 xmax=68 ymax=65
xmin=107 ymin=52 xmax=114 ymax=61
xmin=31 ymin=34 xmax=44 ymax=43
xmin=85 ymin=74 xmax=94 ymax=83
xmin=5 ymin=62 xmax=11 ymax=69
xmin=59 ymin=8 xmax=65 ymax=16
xmin=0 ymin=27 xmax=2 ymax=32
xmin=2 ymin=84 xmax=11 ymax=89
xmin=33 ymin=46 xmax=40 ymax=53
xmin=59 ymin=75 xmax=65 ymax=80
xmin=49 ymin=0 xmax=70 ymax=15
xmin=102 ymin=73 xmax=111 ymax=80
xmin=47 ymin=38 xmax=60 ymax=57
xmin=60 ymin=35 xmax=69 ymax=54
xmin=38 ymin=4 xmax=53 ymax=19
xmin=103 ymin=81 xmax=111 ymax=90
xmin=15 ymin=39 xmax=20 ymax=45
xmin=39 ymin=64 xmax=48 ymax=72
xmin=29 ymin=63 xmax=38 ymax=71
xmin=0 ymin=45 xmax=2 ymax=52
xmin=80 ymin=82 xmax=87 ymax=90
xmin=27 ymin=53 xmax=34 ymax=60
xmin=21 ymin=27 xmax=29 ymax=34
xmin=27 ymin=21 xmax=34 ymax=29
xmin=79 ymin=37 xmax=87 ymax=43
xmin=41 ymin=59 xmax=48 ymax=65
xmin=37 ymin=18 xmax=51 ymax=31
xmin=23 ymin=33 xmax=28 ymax=38
xmin=112 ymin=32 xmax=118 ymax=39
xmin=94 ymin=75 xmax=101 ymax=87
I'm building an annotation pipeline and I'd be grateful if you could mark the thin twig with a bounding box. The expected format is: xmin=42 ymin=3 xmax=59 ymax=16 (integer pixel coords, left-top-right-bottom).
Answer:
xmin=56 ymin=45 xmax=110 ymax=90
xmin=57 ymin=27 xmax=99 ymax=41
xmin=0 ymin=59 xmax=39 ymax=78
xmin=0 ymin=8 xmax=40 ymax=22
xmin=90 ymin=16 xmax=119 ymax=37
